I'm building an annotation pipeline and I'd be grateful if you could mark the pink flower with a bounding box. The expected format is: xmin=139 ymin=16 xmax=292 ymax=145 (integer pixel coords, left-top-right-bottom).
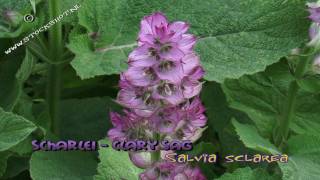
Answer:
xmin=139 ymin=162 xmax=206 ymax=180
xmin=152 ymin=80 xmax=185 ymax=105
xmin=108 ymin=12 xmax=207 ymax=177
xmin=107 ymin=110 xmax=153 ymax=141
xmin=129 ymin=152 xmax=153 ymax=169
xmin=172 ymin=97 xmax=207 ymax=141
xmin=309 ymin=23 xmax=320 ymax=40
xmin=117 ymin=75 xmax=159 ymax=114
xmin=150 ymin=107 xmax=181 ymax=134
xmin=138 ymin=12 xmax=195 ymax=60
xmin=124 ymin=66 xmax=159 ymax=86
xmin=308 ymin=3 xmax=320 ymax=23
xmin=154 ymin=60 xmax=185 ymax=84
xmin=114 ymin=12 xmax=207 ymax=141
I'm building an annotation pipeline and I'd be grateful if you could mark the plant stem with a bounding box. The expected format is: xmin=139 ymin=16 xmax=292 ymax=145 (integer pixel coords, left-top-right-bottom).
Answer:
xmin=47 ymin=0 xmax=63 ymax=135
xmin=275 ymin=48 xmax=313 ymax=148
xmin=151 ymin=133 xmax=160 ymax=163
xmin=275 ymin=81 xmax=299 ymax=147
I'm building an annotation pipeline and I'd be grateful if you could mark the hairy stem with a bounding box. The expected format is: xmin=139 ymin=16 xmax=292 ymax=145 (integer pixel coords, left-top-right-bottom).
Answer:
xmin=151 ymin=133 xmax=160 ymax=163
xmin=274 ymin=48 xmax=313 ymax=148
xmin=47 ymin=0 xmax=63 ymax=135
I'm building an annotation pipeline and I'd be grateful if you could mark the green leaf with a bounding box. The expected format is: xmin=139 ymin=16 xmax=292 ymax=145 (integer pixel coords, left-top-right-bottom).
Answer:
xmin=9 ymin=135 xmax=33 ymax=155
xmin=188 ymin=142 xmax=218 ymax=178
xmin=217 ymin=167 xmax=278 ymax=180
xmin=0 ymin=50 xmax=36 ymax=111
xmin=279 ymin=135 xmax=320 ymax=180
xmin=297 ymin=75 xmax=320 ymax=93
xmin=0 ymin=107 xmax=37 ymax=151
xmin=232 ymin=119 xmax=279 ymax=154
xmin=94 ymin=139 xmax=143 ymax=180
xmin=0 ymin=58 xmax=21 ymax=110
xmin=287 ymin=134 xmax=320 ymax=155
xmin=2 ymin=156 xmax=29 ymax=179
xmin=196 ymin=0 xmax=308 ymax=82
xmin=200 ymin=82 xmax=253 ymax=171
xmin=29 ymin=0 xmax=36 ymax=14
xmin=223 ymin=61 xmax=320 ymax=138
xmin=60 ymin=0 xmax=84 ymax=24
xmin=0 ymin=152 xmax=11 ymax=178
xmin=201 ymin=82 xmax=251 ymax=134
xmin=232 ymin=119 xmax=320 ymax=180
xmin=69 ymin=0 xmax=308 ymax=81
xmin=59 ymin=97 xmax=121 ymax=141
xmin=30 ymin=151 xmax=97 ymax=180
xmin=0 ymin=0 xmax=43 ymax=38
xmin=68 ymin=29 xmax=131 ymax=79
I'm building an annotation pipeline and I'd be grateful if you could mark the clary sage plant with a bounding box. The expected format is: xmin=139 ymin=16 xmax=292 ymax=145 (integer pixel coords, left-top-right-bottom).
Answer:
xmin=1 ymin=0 xmax=320 ymax=180
xmin=108 ymin=12 xmax=207 ymax=179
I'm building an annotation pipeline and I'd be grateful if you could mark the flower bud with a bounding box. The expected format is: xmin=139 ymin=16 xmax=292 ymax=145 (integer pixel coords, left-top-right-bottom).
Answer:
xmin=307 ymin=2 xmax=320 ymax=48
xmin=129 ymin=152 xmax=152 ymax=169
xmin=2 ymin=10 xmax=22 ymax=27
xmin=307 ymin=2 xmax=320 ymax=23
xmin=313 ymin=56 xmax=320 ymax=74
xmin=308 ymin=23 xmax=320 ymax=47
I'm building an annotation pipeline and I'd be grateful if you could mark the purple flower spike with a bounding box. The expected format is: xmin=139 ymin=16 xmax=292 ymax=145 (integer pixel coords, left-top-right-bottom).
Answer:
xmin=108 ymin=12 xmax=207 ymax=178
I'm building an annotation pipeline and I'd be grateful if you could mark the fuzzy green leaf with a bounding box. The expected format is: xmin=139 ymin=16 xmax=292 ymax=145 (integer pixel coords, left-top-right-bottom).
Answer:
xmin=30 ymin=151 xmax=97 ymax=180
xmin=0 ymin=152 xmax=11 ymax=177
xmin=59 ymin=97 xmax=121 ymax=141
xmin=232 ymin=119 xmax=320 ymax=180
xmin=0 ymin=50 xmax=36 ymax=111
xmin=297 ymin=75 xmax=320 ymax=93
xmin=0 ymin=0 xmax=43 ymax=38
xmin=0 ymin=107 xmax=37 ymax=151
xmin=232 ymin=119 xmax=279 ymax=154
xmin=68 ymin=0 xmax=308 ymax=81
xmin=94 ymin=139 xmax=143 ymax=180
xmin=223 ymin=61 xmax=320 ymax=138
xmin=217 ymin=167 xmax=277 ymax=180
xmin=279 ymin=135 xmax=320 ymax=180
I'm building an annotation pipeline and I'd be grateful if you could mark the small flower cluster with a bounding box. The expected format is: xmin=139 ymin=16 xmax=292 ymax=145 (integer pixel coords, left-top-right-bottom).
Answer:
xmin=108 ymin=12 xmax=207 ymax=179
xmin=308 ymin=2 xmax=320 ymax=41
xmin=308 ymin=2 xmax=320 ymax=74
xmin=140 ymin=161 xmax=205 ymax=180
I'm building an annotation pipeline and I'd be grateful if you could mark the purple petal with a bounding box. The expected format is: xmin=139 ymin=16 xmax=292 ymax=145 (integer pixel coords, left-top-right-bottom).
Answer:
xmin=178 ymin=34 xmax=196 ymax=53
xmin=129 ymin=152 xmax=152 ymax=169
xmin=128 ymin=45 xmax=157 ymax=67
xmin=134 ymin=108 xmax=155 ymax=117
xmin=109 ymin=112 xmax=123 ymax=127
xmin=124 ymin=66 xmax=158 ymax=86
xmin=160 ymin=44 xmax=185 ymax=60
xmin=154 ymin=60 xmax=184 ymax=83
xmin=309 ymin=23 xmax=320 ymax=40
xmin=107 ymin=128 xmax=125 ymax=141
xmin=182 ymin=79 xmax=202 ymax=98
xmin=153 ymin=83 xmax=185 ymax=105
xmin=151 ymin=108 xmax=180 ymax=133
xmin=117 ymin=88 xmax=144 ymax=109
xmin=142 ymin=167 xmax=159 ymax=179
xmin=182 ymin=53 xmax=200 ymax=75
xmin=169 ymin=21 xmax=189 ymax=41
xmin=308 ymin=3 xmax=320 ymax=23
xmin=189 ymin=66 xmax=205 ymax=80
xmin=151 ymin=12 xmax=169 ymax=34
